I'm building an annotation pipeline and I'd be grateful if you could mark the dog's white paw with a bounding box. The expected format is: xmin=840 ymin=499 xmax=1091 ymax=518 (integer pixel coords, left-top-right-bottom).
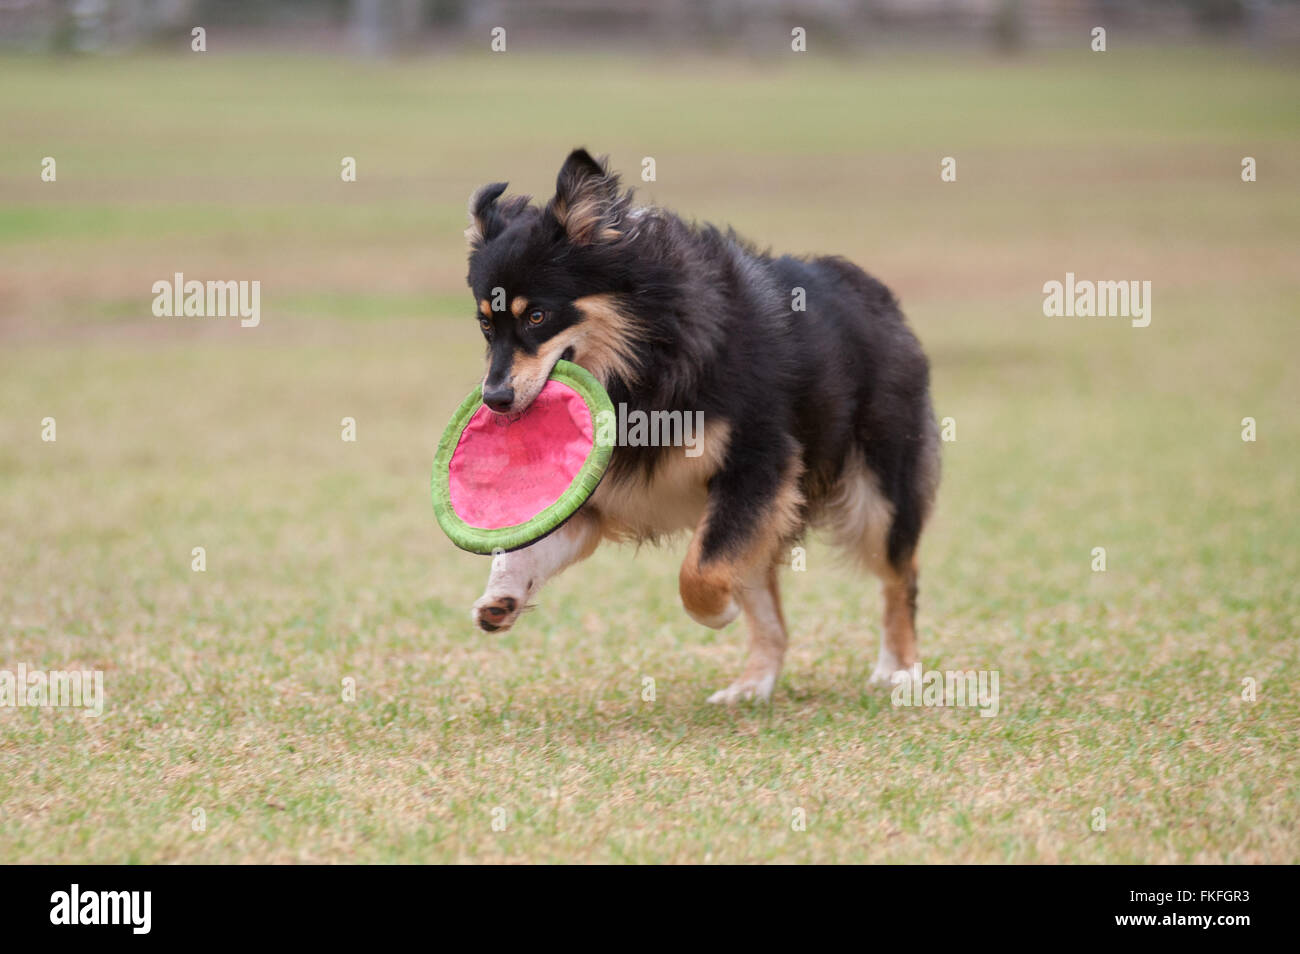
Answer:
xmin=471 ymin=593 xmax=525 ymax=633
xmin=707 ymin=671 xmax=777 ymax=705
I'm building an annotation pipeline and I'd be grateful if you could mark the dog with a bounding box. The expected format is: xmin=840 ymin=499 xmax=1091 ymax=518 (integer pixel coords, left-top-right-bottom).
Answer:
xmin=463 ymin=149 xmax=939 ymax=703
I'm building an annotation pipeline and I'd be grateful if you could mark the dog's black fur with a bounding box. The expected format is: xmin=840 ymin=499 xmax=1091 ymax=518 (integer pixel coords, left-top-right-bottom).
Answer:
xmin=466 ymin=149 xmax=937 ymax=574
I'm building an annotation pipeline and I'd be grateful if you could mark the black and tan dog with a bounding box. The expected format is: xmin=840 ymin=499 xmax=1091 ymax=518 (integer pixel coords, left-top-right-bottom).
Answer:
xmin=463 ymin=149 xmax=939 ymax=703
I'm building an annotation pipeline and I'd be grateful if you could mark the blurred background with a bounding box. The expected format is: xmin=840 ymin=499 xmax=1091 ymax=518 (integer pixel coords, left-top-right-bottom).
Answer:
xmin=3 ymin=0 xmax=1300 ymax=54
xmin=0 ymin=1 xmax=1296 ymax=862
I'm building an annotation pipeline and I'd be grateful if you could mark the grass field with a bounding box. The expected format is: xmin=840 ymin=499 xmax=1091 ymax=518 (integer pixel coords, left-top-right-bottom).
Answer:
xmin=0 ymin=46 xmax=1297 ymax=863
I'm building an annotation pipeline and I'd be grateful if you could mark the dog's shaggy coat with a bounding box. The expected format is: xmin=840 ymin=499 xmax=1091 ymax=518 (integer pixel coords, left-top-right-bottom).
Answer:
xmin=463 ymin=149 xmax=939 ymax=702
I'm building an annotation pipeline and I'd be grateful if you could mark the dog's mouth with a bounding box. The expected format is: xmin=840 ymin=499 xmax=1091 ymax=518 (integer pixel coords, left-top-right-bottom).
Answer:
xmin=490 ymin=383 xmax=548 ymax=422
xmin=491 ymin=349 xmax=579 ymax=420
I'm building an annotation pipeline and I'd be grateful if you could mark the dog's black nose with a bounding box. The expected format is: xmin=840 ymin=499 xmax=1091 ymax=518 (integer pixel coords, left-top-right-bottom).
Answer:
xmin=482 ymin=385 xmax=514 ymax=413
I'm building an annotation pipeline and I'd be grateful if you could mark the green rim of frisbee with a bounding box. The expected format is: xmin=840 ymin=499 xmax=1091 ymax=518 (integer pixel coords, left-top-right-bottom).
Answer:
xmin=431 ymin=360 xmax=615 ymax=555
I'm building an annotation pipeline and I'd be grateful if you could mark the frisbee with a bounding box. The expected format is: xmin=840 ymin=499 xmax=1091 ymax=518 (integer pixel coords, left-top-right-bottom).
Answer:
xmin=432 ymin=360 xmax=614 ymax=554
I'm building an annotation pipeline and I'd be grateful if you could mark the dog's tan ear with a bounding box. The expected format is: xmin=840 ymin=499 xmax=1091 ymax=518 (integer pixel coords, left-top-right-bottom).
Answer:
xmin=547 ymin=149 xmax=629 ymax=245
xmin=466 ymin=183 xmax=531 ymax=249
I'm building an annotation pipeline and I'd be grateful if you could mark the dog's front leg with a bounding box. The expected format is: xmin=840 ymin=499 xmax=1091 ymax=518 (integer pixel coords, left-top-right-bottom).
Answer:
xmin=677 ymin=440 xmax=806 ymax=703
xmin=471 ymin=509 xmax=601 ymax=633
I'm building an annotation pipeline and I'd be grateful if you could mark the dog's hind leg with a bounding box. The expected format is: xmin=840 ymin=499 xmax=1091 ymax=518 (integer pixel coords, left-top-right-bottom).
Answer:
xmin=869 ymin=553 xmax=920 ymax=685
xmin=827 ymin=451 xmax=929 ymax=686
xmin=471 ymin=508 xmax=601 ymax=633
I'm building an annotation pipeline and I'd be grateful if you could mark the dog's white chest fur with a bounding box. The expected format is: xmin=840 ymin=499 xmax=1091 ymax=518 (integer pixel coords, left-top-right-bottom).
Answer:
xmin=588 ymin=460 xmax=707 ymax=540
xmin=587 ymin=421 xmax=729 ymax=541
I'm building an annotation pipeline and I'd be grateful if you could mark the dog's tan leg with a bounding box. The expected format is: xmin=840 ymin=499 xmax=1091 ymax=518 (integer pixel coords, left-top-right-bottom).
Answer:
xmin=472 ymin=508 xmax=601 ymax=633
xmin=679 ymin=456 xmax=804 ymax=704
xmin=824 ymin=451 xmax=926 ymax=687
xmin=706 ymin=562 xmax=789 ymax=704
xmin=678 ymin=527 xmax=743 ymax=631
xmin=869 ymin=553 xmax=920 ymax=684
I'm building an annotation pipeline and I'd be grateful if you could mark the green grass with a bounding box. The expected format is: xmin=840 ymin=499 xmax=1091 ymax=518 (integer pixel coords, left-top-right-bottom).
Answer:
xmin=0 ymin=47 xmax=1297 ymax=863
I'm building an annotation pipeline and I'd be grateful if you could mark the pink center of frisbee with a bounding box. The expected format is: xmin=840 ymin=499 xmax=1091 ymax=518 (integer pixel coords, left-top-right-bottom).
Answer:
xmin=448 ymin=379 xmax=595 ymax=530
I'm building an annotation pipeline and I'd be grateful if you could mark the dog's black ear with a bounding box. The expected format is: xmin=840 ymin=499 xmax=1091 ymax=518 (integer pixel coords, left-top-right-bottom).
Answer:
xmin=547 ymin=149 xmax=628 ymax=245
xmin=466 ymin=182 xmax=531 ymax=249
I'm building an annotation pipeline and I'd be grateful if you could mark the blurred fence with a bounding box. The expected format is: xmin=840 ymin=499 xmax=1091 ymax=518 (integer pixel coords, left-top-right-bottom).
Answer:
xmin=2 ymin=0 xmax=1298 ymax=53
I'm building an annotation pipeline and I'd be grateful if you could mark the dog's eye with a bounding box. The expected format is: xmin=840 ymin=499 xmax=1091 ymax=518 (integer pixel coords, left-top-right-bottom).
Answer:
xmin=527 ymin=309 xmax=546 ymax=325
xmin=478 ymin=318 xmax=492 ymax=335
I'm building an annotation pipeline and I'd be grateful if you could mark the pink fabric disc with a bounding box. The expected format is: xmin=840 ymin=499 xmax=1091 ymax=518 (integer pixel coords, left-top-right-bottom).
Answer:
xmin=447 ymin=379 xmax=595 ymax=530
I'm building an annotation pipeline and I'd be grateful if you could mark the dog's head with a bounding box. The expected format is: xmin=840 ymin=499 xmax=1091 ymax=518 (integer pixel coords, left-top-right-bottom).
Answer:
xmin=465 ymin=149 xmax=642 ymax=415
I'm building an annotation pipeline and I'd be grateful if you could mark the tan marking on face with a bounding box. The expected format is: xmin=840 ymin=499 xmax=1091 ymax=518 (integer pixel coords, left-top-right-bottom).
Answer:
xmin=489 ymin=328 xmax=581 ymax=413
xmin=479 ymin=299 xmax=492 ymax=318
xmin=570 ymin=294 xmax=643 ymax=385
xmin=484 ymin=292 xmax=642 ymax=413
